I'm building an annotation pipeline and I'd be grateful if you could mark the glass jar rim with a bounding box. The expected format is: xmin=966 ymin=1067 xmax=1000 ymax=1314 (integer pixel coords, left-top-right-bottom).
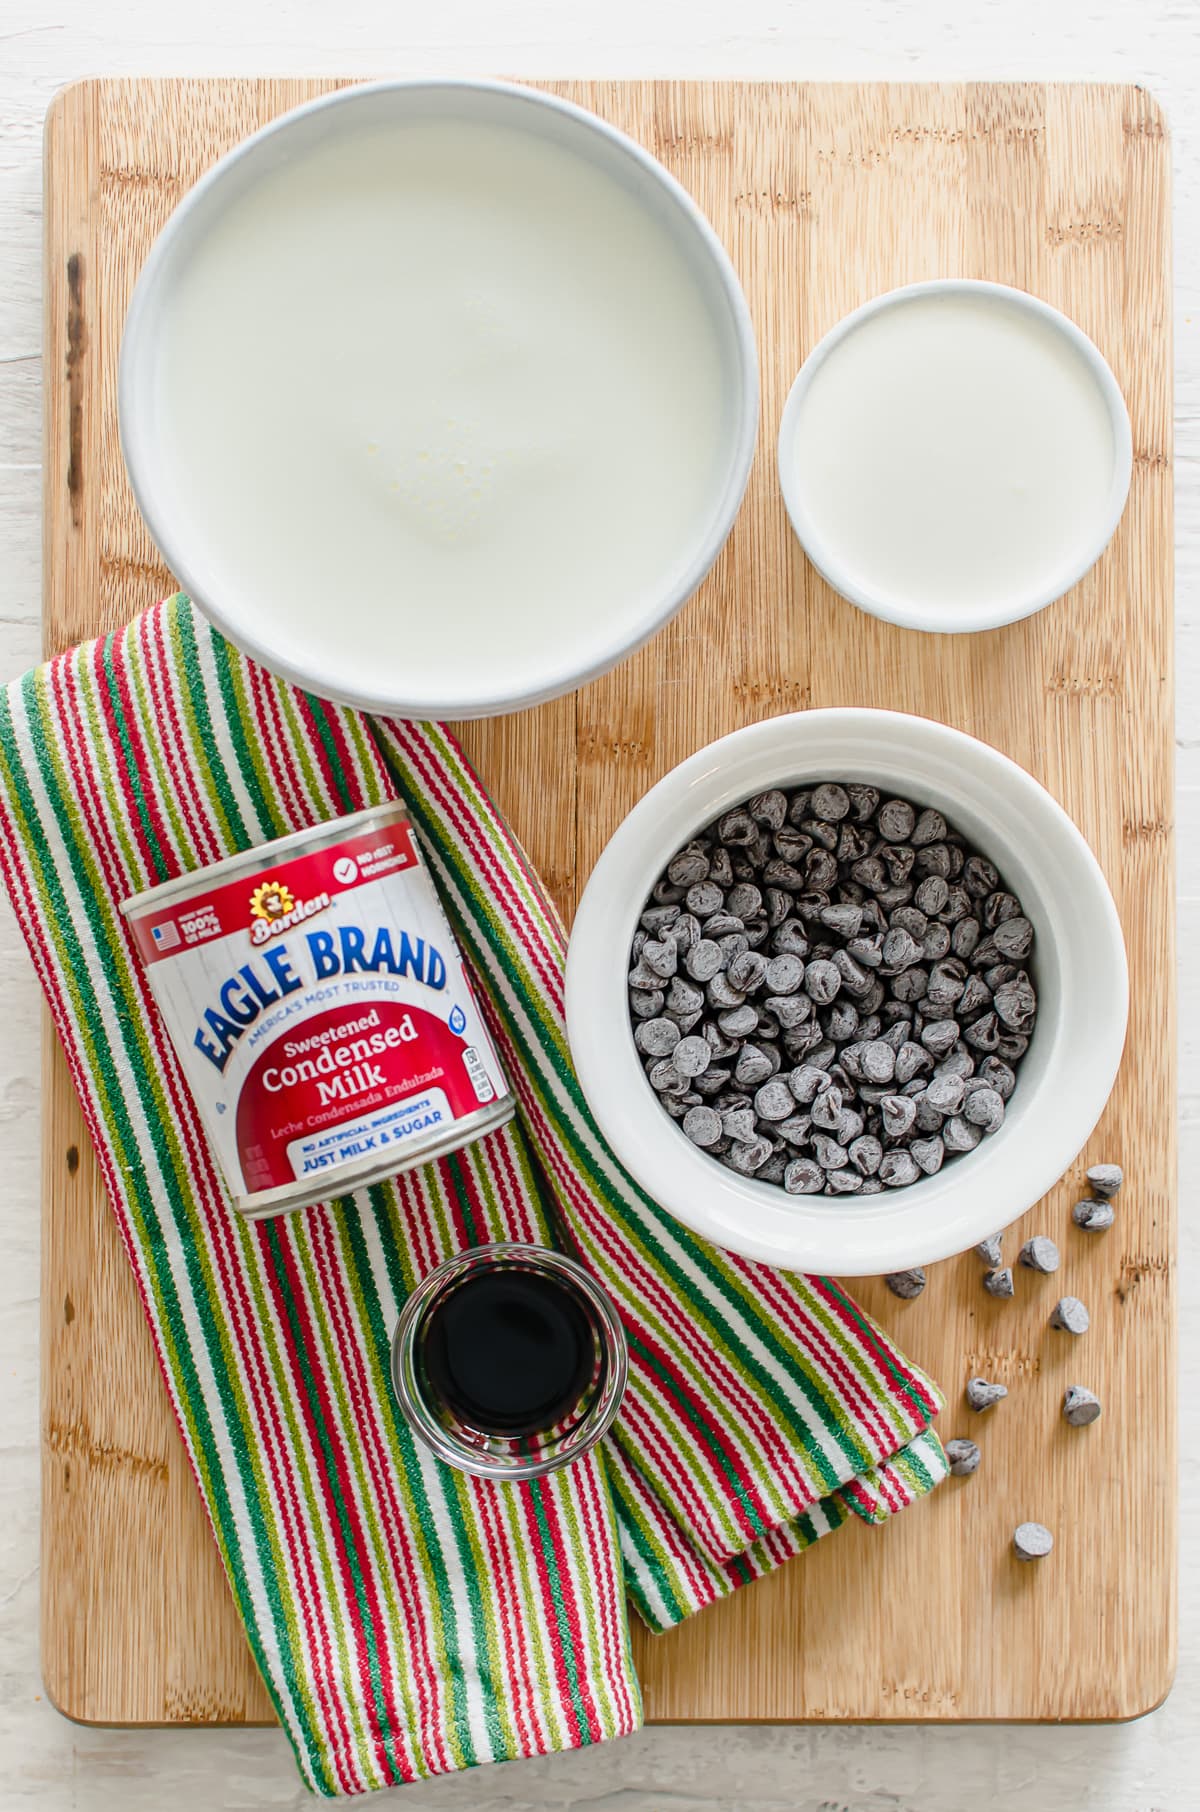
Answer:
xmin=390 ymin=1242 xmax=628 ymax=1481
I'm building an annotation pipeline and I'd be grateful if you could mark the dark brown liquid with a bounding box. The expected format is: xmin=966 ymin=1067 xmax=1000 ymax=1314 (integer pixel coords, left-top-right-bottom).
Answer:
xmin=421 ymin=1269 xmax=595 ymax=1438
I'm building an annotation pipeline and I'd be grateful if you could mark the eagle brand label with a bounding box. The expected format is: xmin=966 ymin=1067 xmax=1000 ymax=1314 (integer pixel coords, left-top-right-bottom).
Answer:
xmin=123 ymin=805 xmax=513 ymax=1215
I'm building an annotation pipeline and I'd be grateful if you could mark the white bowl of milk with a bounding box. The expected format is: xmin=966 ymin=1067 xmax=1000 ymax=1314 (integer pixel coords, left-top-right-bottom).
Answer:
xmin=119 ymin=81 xmax=758 ymax=719
xmin=777 ymin=280 xmax=1132 ymax=634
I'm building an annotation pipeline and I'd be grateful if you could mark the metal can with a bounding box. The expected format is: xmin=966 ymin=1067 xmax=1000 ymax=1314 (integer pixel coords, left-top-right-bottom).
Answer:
xmin=121 ymin=802 xmax=515 ymax=1218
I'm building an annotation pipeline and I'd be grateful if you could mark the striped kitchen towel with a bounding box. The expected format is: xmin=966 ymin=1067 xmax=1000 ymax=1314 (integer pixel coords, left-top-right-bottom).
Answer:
xmin=0 ymin=596 xmax=945 ymax=1795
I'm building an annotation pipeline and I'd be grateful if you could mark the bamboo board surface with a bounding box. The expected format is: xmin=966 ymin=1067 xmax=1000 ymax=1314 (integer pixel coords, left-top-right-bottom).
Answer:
xmin=41 ymin=77 xmax=1173 ymax=1727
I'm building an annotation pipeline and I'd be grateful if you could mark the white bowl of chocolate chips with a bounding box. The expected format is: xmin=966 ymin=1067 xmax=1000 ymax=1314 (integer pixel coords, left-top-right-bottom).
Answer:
xmin=565 ymin=709 xmax=1128 ymax=1275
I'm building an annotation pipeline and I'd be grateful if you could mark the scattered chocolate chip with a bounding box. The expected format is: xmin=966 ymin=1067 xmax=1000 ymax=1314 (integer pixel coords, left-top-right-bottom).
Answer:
xmin=1072 ymin=1197 xmax=1115 ymax=1232
xmin=966 ymin=1376 xmax=1008 ymax=1411
xmin=974 ymin=1234 xmax=1003 ymax=1266
xmin=1018 ymin=1236 xmax=1060 ymax=1274
xmin=1013 ymin=1521 xmax=1053 ymax=1561
xmin=1085 ymin=1163 xmax=1123 ymax=1200
xmin=1062 ymin=1385 xmax=1102 ymax=1427
xmin=983 ymin=1267 xmax=1014 ymax=1298
xmin=1050 ymin=1296 xmax=1090 ymax=1335
xmin=945 ymin=1437 xmax=981 ymax=1476
xmin=884 ymin=1268 xmax=926 ymax=1299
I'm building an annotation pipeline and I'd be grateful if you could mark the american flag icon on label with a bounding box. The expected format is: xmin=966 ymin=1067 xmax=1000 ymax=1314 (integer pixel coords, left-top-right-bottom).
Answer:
xmin=151 ymin=920 xmax=181 ymax=951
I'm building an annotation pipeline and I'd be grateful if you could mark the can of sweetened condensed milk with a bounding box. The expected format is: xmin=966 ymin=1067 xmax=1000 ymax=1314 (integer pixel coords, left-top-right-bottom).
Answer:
xmin=121 ymin=802 xmax=515 ymax=1218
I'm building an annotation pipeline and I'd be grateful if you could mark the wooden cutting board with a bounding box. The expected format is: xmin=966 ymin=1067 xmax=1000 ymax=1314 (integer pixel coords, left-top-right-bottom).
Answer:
xmin=41 ymin=77 xmax=1174 ymax=1728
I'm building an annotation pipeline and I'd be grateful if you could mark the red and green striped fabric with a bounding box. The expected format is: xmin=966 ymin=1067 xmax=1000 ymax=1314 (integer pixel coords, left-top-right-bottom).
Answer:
xmin=0 ymin=597 xmax=945 ymax=1794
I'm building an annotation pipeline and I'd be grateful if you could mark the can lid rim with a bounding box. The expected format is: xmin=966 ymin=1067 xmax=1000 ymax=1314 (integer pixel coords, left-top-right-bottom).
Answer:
xmin=118 ymin=799 xmax=409 ymax=918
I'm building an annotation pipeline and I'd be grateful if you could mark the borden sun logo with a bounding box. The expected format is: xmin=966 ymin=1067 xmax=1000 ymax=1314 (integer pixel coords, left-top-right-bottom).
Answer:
xmin=250 ymin=880 xmax=295 ymax=923
xmin=247 ymin=877 xmax=332 ymax=945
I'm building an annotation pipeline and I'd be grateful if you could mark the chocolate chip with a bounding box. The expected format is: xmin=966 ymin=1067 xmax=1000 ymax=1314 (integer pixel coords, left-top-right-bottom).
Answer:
xmin=877 ymin=798 xmax=916 ymax=841
xmin=849 ymin=1134 xmax=883 ymax=1176
xmin=727 ymin=949 xmax=768 ymax=993
xmin=1072 ymin=1198 xmax=1114 ymax=1232
xmin=810 ymin=1087 xmax=844 ymax=1131
xmin=1050 ymin=1296 xmax=1090 ymax=1334
xmin=708 ymin=847 xmax=734 ymax=887
xmin=983 ymin=1267 xmax=1014 ymax=1298
xmin=682 ymin=1105 xmax=723 ymax=1147
xmin=811 ymin=783 xmax=851 ymax=821
xmin=895 ymin=1041 xmax=933 ymax=1086
xmin=784 ymin=1157 xmax=825 ymax=1194
xmin=812 ymin=1133 xmax=849 ymax=1170
xmin=721 ymin=1107 xmax=757 ymax=1143
xmin=803 ymin=958 xmax=842 ymax=1005
xmin=1013 ymin=1522 xmax=1053 ymax=1561
xmin=880 ymin=1150 xmax=920 ymax=1188
xmin=706 ymin=971 xmax=747 ymax=1009
xmin=764 ymin=953 xmax=804 ymax=994
xmin=1018 ymin=1236 xmax=1060 ymax=1274
xmin=924 ymin=1073 xmax=965 ymax=1116
xmin=966 ymin=1376 xmax=1007 ymax=1411
xmin=920 ymin=1018 xmax=959 ymax=1060
xmin=846 ymin=784 xmax=880 ymax=822
xmin=821 ymin=902 xmax=864 ymax=938
xmin=911 ymin=808 xmax=947 ymax=846
xmin=685 ymin=938 xmax=723 ymax=982
xmin=635 ymin=1017 xmax=682 ymax=1057
xmin=963 ymin=1086 xmax=1005 ymax=1132
xmin=755 ymin=1079 xmax=797 ymax=1122
xmin=945 ymin=1437 xmax=981 ymax=1476
xmin=943 ymin=1115 xmax=982 ymax=1153
xmin=994 ymin=972 xmax=1037 ymax=1033
xmin=910 ymin=1135 xmax=945 ymax=1176
xmin=1062 ymin=1385 xmax=1101 ymax=1426
xmin=725 ymin=1136 xmax=773 ymax=1174
xmin=734 ymin=1043 xmax=776 ymax=1087
xmin=749 ymin=789 xmax=789 ymax=829
xmin=1085 ymin=1163 xmax=1123 ymax=1199
xmin=881 ymin=1093 xmax=918 ymax=1140
xmin=648 ymin=1058 xmax=690 ymax=1096
xmin=974 ymin=1234 xmax=1003 ymax=1266
xmin=992 ymin=915 xmax=1034 ymax=960
xmin=788 ymin=1063 xmax=832 ymax=1105
xmin=726 ymin=882 xmax=763 ymax=920
xmin=672 ymin=1035 xmax=712 ymax=1078
xmin=884 ymin=1268 xmax=926 ymax=1299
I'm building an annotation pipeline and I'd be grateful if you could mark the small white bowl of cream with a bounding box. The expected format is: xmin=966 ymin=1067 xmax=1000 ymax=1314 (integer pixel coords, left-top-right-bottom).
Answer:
xmin=777 ymin=280 xmax=1132 ymax=634
xmin=119 ymin=80 xmax=758 ymax=719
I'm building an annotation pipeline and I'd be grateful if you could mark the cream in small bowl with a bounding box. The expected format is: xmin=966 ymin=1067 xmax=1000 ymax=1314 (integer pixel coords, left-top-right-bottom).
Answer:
xmin=777 ymin=281 xmax=1132 ymax=634
xmin=565 ymin=711 xmax=1128 ymax=1276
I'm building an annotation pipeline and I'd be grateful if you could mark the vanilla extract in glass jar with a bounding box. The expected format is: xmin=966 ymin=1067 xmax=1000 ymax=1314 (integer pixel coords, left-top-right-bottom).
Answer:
xmin=391 ymin=1244 xmax=628 ymax=1479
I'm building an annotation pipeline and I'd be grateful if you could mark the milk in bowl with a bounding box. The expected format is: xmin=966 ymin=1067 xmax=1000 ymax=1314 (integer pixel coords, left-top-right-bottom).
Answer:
xmin=120 ymin=83 xmax=757 ymax=717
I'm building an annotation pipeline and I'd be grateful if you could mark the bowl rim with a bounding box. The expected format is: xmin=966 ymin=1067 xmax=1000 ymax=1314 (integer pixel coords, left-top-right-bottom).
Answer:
xmin=117 ymin=76 xmax=760 ymax=721
xmin=775 ymin=278 xmax=1134 ymax=636
xmin=564 ymin=707 xmax=1129 ymax=1274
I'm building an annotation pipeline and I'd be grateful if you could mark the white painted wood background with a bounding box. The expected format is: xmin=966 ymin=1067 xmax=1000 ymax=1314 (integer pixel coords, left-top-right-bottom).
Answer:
xmin=0 ymin=1 xmax=1194 ymax=1806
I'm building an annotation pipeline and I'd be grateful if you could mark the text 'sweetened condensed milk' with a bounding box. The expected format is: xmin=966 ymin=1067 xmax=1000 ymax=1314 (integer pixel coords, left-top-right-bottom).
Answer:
xmin=122 ymin=803 xmax=514 ymax=1217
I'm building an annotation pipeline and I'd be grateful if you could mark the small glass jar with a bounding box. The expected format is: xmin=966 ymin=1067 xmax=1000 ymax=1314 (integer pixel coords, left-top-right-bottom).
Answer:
xmin=390 ymin=1243 xmax=628 ymax=1481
